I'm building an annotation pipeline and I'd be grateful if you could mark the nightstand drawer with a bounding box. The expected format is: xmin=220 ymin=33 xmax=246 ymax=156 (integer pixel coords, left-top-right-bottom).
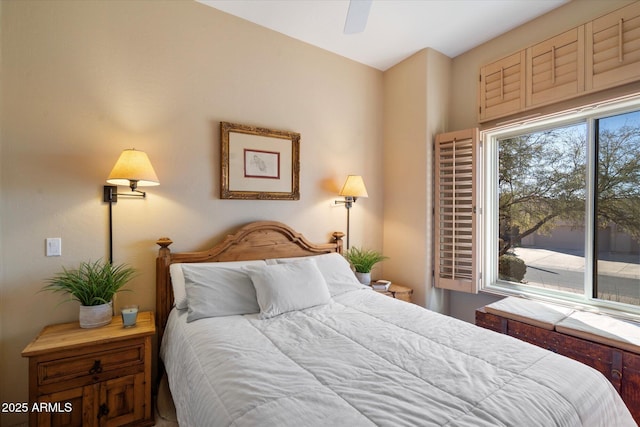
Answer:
xmin=38 ymin=341 xmax=145 ymax=387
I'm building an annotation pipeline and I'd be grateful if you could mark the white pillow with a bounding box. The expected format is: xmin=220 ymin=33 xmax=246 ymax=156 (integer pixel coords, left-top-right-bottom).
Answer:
xmin=170 ymin=260 xmax=266 ymax=310
xmin=272 ymin=253 xmax=367 ymax=296
xmin=244 ymin=258 xmax=331 ymax=319
xmin=183 ymin=265 xmax=261 ymax=322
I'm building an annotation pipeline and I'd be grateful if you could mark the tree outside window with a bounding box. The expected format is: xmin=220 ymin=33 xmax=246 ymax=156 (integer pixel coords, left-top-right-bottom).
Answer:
xmin=497 ymin=109 xmax=640 ymax=306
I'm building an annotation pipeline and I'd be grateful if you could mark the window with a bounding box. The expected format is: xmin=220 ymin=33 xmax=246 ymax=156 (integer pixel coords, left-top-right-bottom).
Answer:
xmin=483 ymin=98 xmax=640 ymax=315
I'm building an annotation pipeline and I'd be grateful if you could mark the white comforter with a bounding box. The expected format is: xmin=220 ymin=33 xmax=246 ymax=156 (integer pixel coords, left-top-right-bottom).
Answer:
xmin=161 ymin=289 xmax=635 ymax=427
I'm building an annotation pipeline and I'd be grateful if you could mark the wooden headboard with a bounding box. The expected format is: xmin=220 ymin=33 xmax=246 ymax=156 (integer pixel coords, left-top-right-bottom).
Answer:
xmin=155 ymin=221 xmax=344 ymax=343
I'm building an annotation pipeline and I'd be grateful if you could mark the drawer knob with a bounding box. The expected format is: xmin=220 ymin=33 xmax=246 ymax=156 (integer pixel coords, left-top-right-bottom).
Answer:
xmin=89 ymin=360 xmax=103 ymax=375
xmin=612 ymin=369 xmax=623 ymax=380
xmin=97 ymin=403 xmax=109 ymax=419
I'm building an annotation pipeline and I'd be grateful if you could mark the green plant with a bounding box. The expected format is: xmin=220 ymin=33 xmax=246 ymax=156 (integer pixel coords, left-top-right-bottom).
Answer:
xmin=498 ymin=254 xmax=527 ymax=283
xmin=43 ymin=260 xmax=137 ymax=306
xmin=344 ymin=247 xmax=388 ymax=273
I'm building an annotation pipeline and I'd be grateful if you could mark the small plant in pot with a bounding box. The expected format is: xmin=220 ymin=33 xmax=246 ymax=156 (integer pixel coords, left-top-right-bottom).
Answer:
xmin=43 ymin=260 xmax=137 ymax=328
xmin=344 ymin=246 xmax=388 ymax=285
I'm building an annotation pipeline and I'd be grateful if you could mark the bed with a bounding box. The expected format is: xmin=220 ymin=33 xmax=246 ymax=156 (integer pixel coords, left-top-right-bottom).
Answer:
xmin=156 ymin=221 xmax=635 ymax=426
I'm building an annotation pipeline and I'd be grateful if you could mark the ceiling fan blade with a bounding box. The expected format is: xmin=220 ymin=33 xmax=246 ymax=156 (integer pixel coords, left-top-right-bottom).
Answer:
xmin=344 ymin=0 xmax=372 ymax=34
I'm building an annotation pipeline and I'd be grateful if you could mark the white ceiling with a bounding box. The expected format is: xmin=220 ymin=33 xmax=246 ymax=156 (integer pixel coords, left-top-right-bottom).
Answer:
xmin=198 ymin=0 xmax=569 ymax=71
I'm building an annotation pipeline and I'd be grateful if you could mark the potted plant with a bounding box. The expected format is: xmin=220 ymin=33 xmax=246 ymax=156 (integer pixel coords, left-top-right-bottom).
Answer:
xmin=43 ymin=260 xmax=137 ymax=328
xmin=343 ymin=246 xmax=388 ymax=285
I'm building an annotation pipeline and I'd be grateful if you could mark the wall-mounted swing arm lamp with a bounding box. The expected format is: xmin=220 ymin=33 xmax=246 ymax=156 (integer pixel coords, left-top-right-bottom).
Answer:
xmin=103 ymin=148 xmax=159 ymax=263
xmin=335 ymin=175 xmax=368 ymax=249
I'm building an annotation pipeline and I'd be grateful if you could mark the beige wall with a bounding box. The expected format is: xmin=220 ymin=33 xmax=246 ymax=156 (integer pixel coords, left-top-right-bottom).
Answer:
xmin=3 ymin=0 xmax=637 ymax=423
xmin=382 ymin=48 xmax=451 ymax=311
xmin=0 ymin=1 xmax=383 ymax=424
xmin=448 ymin=0 xmax=636 ymax=322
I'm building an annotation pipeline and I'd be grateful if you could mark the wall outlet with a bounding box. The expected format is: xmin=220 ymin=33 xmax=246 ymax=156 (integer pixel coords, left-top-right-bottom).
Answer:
xmin=46 ymin=238 xmax=62 ymax=257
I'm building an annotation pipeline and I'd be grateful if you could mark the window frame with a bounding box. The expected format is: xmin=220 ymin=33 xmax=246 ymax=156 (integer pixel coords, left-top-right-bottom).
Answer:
xmin=481 ymin=95 xmax=640 ymax=320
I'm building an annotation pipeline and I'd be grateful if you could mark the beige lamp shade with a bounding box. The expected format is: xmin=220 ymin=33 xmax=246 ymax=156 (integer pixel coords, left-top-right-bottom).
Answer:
xmin=106 ymin=149 xmax=159 ymax=187
xmin=339 ymin=175 xmax=368 ymax=198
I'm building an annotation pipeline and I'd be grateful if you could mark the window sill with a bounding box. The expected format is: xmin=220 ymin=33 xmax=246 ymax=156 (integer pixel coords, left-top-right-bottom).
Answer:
xmin=481 ymin=286 xmax=640 ymax=324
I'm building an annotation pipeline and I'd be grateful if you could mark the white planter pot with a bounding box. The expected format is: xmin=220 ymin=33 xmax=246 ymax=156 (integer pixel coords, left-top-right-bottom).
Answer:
xmin=79 ymin=302 xmax=113 ymax=328
xmin=354 ymin=272 xmax=371 ymax=285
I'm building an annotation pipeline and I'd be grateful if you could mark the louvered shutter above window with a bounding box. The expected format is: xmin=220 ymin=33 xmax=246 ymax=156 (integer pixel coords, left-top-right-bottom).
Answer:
xmin=435 ymin=129 xmax=479 ymax=294
xmin=479 ymin=51 xmax=525 ymax=122
xmin=586 ymin=2 xmax=640 ymax=91
xmin=526 ymin=27 xmax=585 ymax=108
xmin=479 ymin=3 xmax=640 ymax=123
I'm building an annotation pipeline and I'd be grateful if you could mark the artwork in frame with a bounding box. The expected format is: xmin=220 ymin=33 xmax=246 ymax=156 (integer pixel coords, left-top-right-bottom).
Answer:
xmin=220 ymin=122 xmax=300 ymax=200
xmin=244 ymin=149 xmax=280 ymax=180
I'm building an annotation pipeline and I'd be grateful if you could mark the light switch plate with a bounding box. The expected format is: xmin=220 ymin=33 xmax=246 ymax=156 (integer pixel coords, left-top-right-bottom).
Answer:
xmin=46 ymin=238 xmax=62 ymax=257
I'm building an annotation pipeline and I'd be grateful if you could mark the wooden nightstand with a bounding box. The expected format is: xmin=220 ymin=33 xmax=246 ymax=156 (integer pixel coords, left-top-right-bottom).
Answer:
xmin=375 ymin=284 xmax=413 ymax=303
xmin=22 ymin=311 xmax=155 ymax=427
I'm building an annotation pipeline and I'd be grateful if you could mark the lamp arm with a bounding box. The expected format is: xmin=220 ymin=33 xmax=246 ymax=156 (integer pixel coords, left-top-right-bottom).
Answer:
xmin=103 ymin=185 xmax=146 ymax=203
xmin=335 ymin=196 xmax=356 ymax=209
xmin=123 ymin=189 xmax=146 ymax=198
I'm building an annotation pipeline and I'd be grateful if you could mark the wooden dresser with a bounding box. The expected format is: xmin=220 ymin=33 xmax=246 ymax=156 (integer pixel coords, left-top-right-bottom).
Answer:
xmin=22 ymin=311 xmax=155 ymax=427
xmin=476 ymin=308 xmax=640 ymax=424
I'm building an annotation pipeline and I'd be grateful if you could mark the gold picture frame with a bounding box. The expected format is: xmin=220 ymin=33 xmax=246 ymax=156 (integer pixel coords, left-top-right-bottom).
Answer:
xmin=220 ymin=122 xmax=300 ymax=200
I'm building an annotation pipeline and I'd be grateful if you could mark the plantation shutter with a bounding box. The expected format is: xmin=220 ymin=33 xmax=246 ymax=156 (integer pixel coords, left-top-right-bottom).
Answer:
xmin=435 ymin=128 xmax=479 ymax=293
xmin=526 ymin=27 xmax=585 ymax=108
xmin=479 ymin=51 xmax=525 ymax=122
xmin=586 ymin=2 xmax=640 ymax=91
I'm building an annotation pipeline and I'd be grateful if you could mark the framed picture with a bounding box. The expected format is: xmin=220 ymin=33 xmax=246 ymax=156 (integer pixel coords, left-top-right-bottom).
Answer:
xmin=220 ymin=122 xmax=300 ymax=200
